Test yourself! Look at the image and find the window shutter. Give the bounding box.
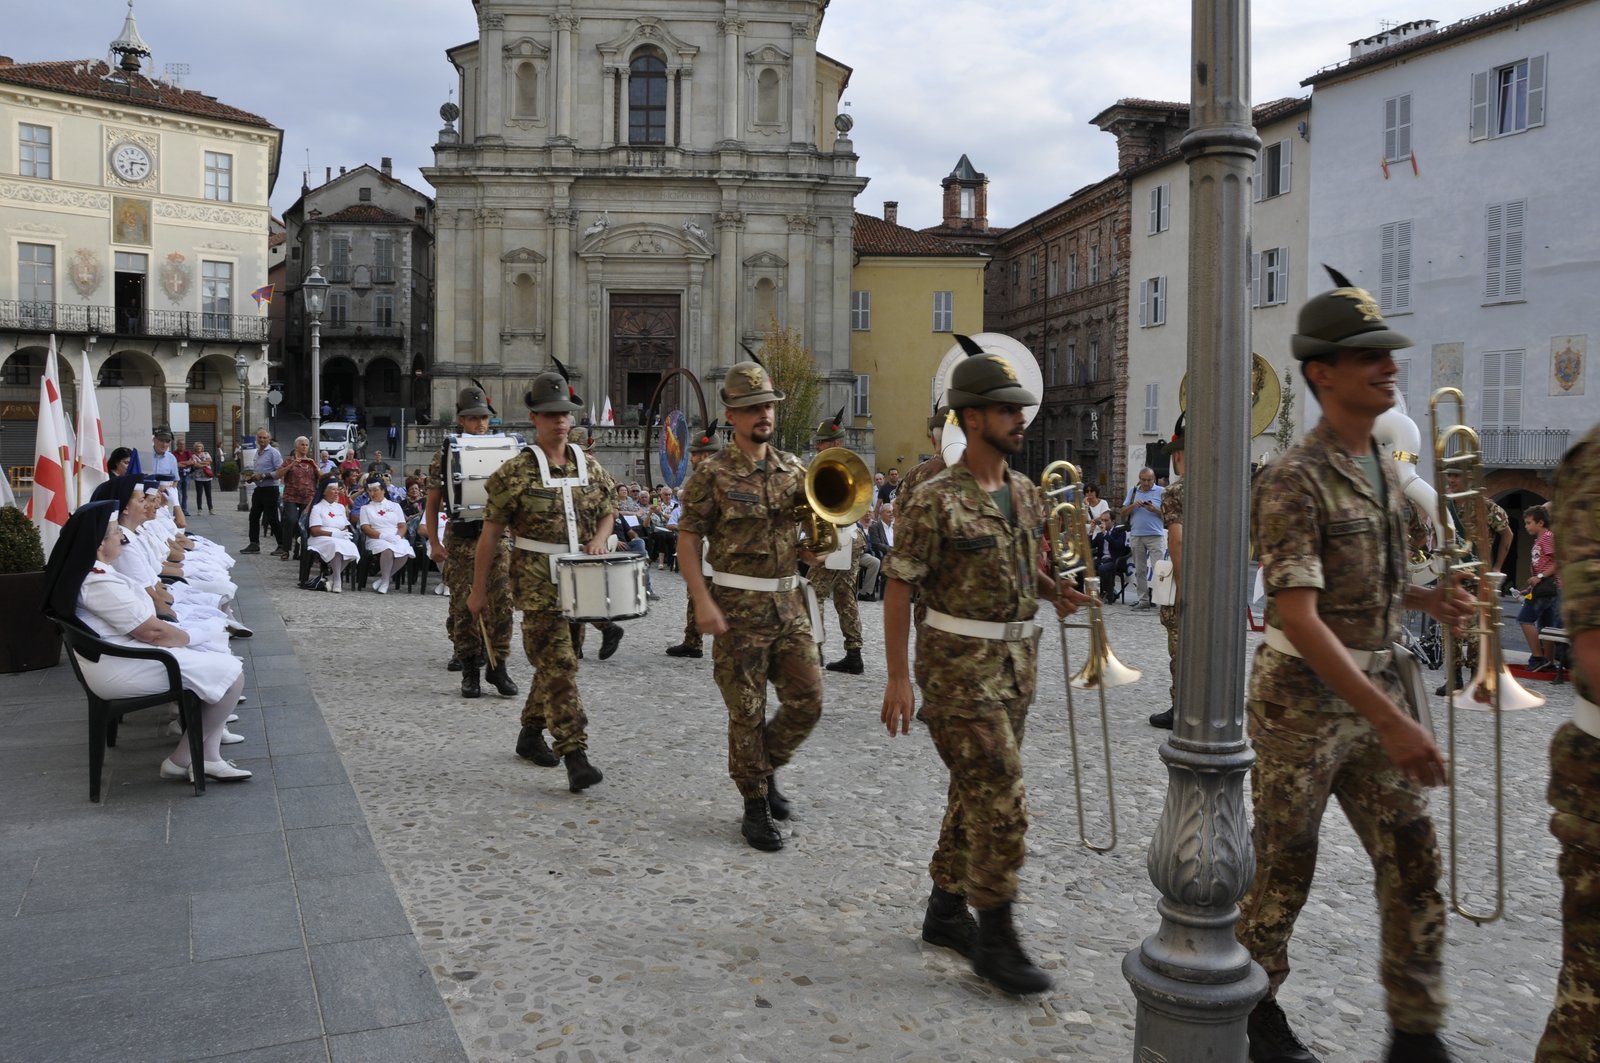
[1251,251,1262,307]
[1504,199,1525,299]
[1380,222,1397,310]
[1278,138,1292,196]
[1395,221,1411,311]
[1279,246,1290,305]
[1481,351,1502,427]
[1138,280,1149,326]
[1160,186,1170,231]
[1395,358,1411,404]
[1502,350,1523,427]
[1149,187,1161,234]
[1397,94,1412,159]
[1527,54,1547,129]
[1153,277,1164,324]
[1385,97,1398,161]
[1252,149,1263,202]
[1484,203,1504,301]
[1470,71,1490,142]
[1144,383,1159,433]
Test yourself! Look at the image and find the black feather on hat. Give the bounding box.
[1165,412,1186,455]
[739,342,766,370]
[550,356,580,404]
[698,419,719,446]
[831,405,845,431]
[1323,264,1355,288]
[954,334,986,358]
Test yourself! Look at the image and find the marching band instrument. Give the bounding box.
[444,433,522,519]
[1178,352,1282,440]
[797,447,872,556]
[1429,387,1543,925]
[1375,402,1441,522]
[554,552,650,621]
[932,333,1047,465]
[1040,459,1138,853]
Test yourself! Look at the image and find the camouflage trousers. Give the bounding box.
[518,609,588,756]
[924,693,1031,910]
[680,595,702,651]
[1536,722,1600,1062]
[443,532,512,663]
[712,617,823,799]
[1237,697,1448,1032]
[1159,603,1179,705]
[808,565,863,650]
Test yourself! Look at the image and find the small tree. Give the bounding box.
[0,505,46,574]
[754,316,822,456]
[1274,363,1297,454]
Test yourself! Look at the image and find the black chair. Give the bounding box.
[46,612,206,801]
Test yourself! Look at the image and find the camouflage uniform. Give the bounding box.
[678,443,823,799]
[1444,495,1512,673]
[1236,418,1448,1033]
[898,453,946,511]
[484,446,617,756]
[429,445,512,665]
[1536,422,1600,1063]
[883,463,1046,909]
[809,525,865,650]
[1158,477,1184,704]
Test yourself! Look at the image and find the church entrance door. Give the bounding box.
[609,292,679,423]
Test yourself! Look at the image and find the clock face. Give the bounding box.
[111,142,153,182]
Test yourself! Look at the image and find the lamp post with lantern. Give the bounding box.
[234,350,250,511]
[302,264,329,449]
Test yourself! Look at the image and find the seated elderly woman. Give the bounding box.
[44,501,252,782]
[306,477,358,592]
[357,477,414,593]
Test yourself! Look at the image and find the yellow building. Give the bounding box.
[849,206,986,475]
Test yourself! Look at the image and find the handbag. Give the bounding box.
[1530,576,1559,600]
[1150,556,1177,606]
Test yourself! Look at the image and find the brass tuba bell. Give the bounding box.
[797,447,872,555]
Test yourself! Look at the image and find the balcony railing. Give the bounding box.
[0,299,268,343]
[320,318,402,338]
[1479,428,1570,468]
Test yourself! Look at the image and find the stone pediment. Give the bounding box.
[596,17,700,66]
[745,43,792,66]
[743,250,788,269]
[579,222,710,259]
[501,247,547,264]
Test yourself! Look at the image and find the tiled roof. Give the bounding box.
[311,204,413,225]
[853,213,981,257]
[0,58,276,130]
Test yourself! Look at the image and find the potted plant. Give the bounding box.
[217,460,240,492]
[0,505,60,672]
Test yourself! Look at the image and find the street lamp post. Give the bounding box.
[302,265,329,451]
[234,350,250,512]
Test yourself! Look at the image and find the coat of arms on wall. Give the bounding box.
[1551,335,1586,396]
[70,248,103,297]
[160,252,191,303]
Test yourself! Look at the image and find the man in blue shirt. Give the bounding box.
[148,430,182,512]
[241,428,282,553]
[1118,467,1164,609]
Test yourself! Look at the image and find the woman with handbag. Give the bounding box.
[1520,504,1561,670]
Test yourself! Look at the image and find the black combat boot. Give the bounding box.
[665,642,703,658]
[564,750,603,792]
[825,648,864,674]
[1434,668,1463,697]
[766,774,790,820]
[516,724,558,767]
[1385,1031,1452,1063]
[598,623,624,661]
[741,797,783,851]
[1247,998,1321,1063]
[1148,708,1174,729]
[484,658,518,697]
[921,886,978,959]
[447,654,463,672]
[971,903,1052,995]
[459,658,481,699]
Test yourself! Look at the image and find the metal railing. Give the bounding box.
[320,318,402,338]
[0,299,268,342]
[1479,428,1570,468]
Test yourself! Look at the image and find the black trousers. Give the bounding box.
[192,480,213,511]
[278,501,307,553]
[248,484,280,545]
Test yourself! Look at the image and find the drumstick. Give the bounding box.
[478,617,498,671]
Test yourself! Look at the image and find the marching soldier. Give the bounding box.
[470,367,617,792]
[1436,467,1513,694]
[880,350,1089,995]
[678,360,824,852]
[897,411,948,510]
[1535,421,1600,1061]
[810,407,867,675]
[665,422,724,660]
[1150,414,1184,730]
[1237,273,1471,1063]
[424,386,517,699]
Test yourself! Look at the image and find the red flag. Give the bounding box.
[1381,157,1390,179]
[28,372,71,556]
[1410,150,1419,176]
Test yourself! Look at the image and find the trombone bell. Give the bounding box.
[799,448,872,555]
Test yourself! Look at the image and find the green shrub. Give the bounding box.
[0,505,45,574]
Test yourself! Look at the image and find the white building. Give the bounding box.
[1301,0,1598,506]
[0,4,280,465]
[1123,98,1312,486]
[421,0,868,458]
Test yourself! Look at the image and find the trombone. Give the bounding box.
[1040,460,1139,853]
[1428,387,1543,924]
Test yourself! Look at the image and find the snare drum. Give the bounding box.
[445,434,522,519]
[554,552,649,621]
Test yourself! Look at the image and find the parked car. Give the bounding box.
[318,421,364,460]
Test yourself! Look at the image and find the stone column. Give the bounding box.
[1121,0,1267,1057]
[549,205,575,369]
[785,213,812,337]
[719,16,745,143]
[553,13,577,143]
[480,12,506,143]
[477,208,505,367]
[716,208,743,361]
[790,18,816,147]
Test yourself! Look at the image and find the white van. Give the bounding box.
[317,421,364,460]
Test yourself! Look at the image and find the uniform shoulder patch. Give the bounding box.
[1263,512,1289,546]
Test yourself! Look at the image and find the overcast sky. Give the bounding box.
[17,0,1494,228]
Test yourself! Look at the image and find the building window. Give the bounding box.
[1067,253,1078,291]
[373,293,395,328]
[853,374,870,417]
[1484,199,1525,303]
[1394,358,1411,411]
[1088,338,1100,381]
[1139,277,1167,327]
[959,187,975,219]
[203,152,232,202]
[1253,247,1290,307]
[186,363,214,391]
[1144,383,1160,434]
[331,235,351,282]
[1148,184,1170,234]
[1047,343,1058,386]
[1380,221,1412,313]
[629,51,668,145]
[18,243,55,326]
[1089,246,1100,284]
[1047,250,1059,296]
[932,291,953,332]
[1472,56,1546,141]
[19,124,52,179]
[1011,261,1021,293]
[1066,338,1079,384]
[1256,138,1291,200]
[201,261,233,332]
[359,186,373,202]
[374,236,395,283]
[1028,253,1038,300]
[1480,349,1524,431]
[328,291,349,326]
[1384,94,1412,163]
[850,290,870,331]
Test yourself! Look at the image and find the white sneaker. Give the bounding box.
[201,759,252,782]
[220,729,245,745]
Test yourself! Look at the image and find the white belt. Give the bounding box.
[513,537,568,555]
[924,608,1037,642]
[1575,696,1600,741]
[1265,625,1392,675]
[711,572,802,593]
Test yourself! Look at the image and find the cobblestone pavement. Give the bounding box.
[250,530,1568,1062]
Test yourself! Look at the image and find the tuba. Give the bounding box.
[796,447,872,556]
[1040,459,1137,853]
[1429,387,1544,925]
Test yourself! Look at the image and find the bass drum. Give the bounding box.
[445,434,522,519]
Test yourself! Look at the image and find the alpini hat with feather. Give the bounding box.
[813,405,848,444]
[524,357,584,413]
[689,419,724,454]
[720,344,785,408]
[1292,265,1414,361]
[945,334,1038,409]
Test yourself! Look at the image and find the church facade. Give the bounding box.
[422,0,866,438]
